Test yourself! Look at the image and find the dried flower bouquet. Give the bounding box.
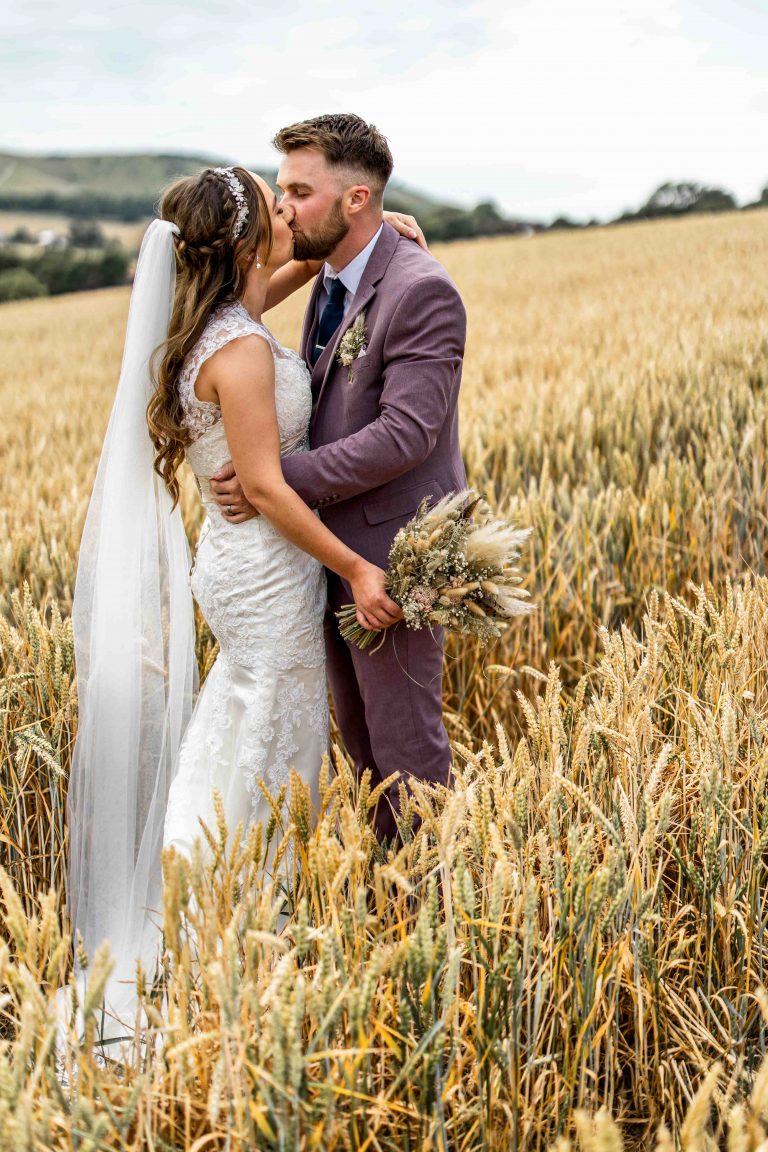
[337,489,533,650]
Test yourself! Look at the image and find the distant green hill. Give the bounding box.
[0,151,446,217]
[0,152,268,218]
[0,150,525,241]
[0,152,242,198]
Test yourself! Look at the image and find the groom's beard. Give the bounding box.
[291,198,349,261]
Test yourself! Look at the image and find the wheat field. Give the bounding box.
[3,210,768,1149]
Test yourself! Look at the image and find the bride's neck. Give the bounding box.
[238,275,269,323]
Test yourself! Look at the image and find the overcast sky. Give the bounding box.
[3,0,767,220]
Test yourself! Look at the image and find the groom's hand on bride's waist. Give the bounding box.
[210,462,259,523]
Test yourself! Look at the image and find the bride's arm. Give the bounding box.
[263,212,428,312]
[264,259,323,312]
[202,336,402,631]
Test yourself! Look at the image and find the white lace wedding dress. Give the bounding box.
[162,300,328,865]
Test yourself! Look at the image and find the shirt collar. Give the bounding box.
[323,223,384,298]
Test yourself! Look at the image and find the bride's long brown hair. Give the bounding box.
[147,166,273,504]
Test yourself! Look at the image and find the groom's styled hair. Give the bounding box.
[273,114,394,206]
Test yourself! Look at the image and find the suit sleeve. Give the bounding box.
[281,275,466,505]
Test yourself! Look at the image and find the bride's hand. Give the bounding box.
[383,212,429,251]
[348,560,403,632]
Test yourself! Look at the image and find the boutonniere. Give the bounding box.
[337,312,368,380]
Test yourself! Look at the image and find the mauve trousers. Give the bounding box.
[323,572,453,844]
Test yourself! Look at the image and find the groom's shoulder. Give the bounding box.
[384,233,462,300]
[391,239,457,285]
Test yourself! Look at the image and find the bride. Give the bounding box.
[65,164,413,1055]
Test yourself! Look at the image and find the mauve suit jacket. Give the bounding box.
[281,221,467,570]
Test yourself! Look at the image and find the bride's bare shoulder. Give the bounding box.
[196,330,275,403]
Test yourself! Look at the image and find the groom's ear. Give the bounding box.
[346,184,371,214]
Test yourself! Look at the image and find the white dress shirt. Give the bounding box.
[316,223,384,324]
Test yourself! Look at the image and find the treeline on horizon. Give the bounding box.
[2,178,765,244]
[0,187,523,242]
[1,177,766,303]
[0,242,129,302]
[549,180,768,232]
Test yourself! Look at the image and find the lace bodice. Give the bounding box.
[178,301,312,487]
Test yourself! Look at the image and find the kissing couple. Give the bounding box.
[66,113,467,1051]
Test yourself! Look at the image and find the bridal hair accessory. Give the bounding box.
[212,166,249,240]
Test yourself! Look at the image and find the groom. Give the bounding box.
[211,113,467,845]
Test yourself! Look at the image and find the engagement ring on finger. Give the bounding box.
[227,504,233,515]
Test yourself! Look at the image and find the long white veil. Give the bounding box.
[66,219,197,1048]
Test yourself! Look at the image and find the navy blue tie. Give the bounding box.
[310,277,347,368]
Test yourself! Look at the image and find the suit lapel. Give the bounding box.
[311,222,401,409]
[314,281,375,382]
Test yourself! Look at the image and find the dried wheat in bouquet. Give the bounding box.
[337,490,533,650]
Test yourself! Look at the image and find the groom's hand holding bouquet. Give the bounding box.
[336,490,533,650]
